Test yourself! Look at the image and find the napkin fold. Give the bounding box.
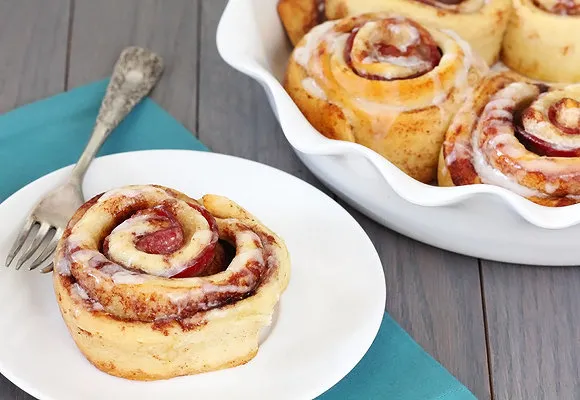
[0,80,477,400]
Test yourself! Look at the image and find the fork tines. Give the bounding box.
[5,218,61,272]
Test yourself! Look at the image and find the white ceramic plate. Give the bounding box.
[0,150,386,400]
[216,0,580,266]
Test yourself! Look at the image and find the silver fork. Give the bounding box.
[4,46,164,273]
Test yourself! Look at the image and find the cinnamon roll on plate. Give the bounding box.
[439,71,580,206]
[283,12,487,183]
[53,184,291,381]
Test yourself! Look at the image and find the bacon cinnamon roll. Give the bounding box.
[501,0,580,83]
[284,13,487,183]
[277,0,512,65]
[52,185,290,380]
[438,72,580,206]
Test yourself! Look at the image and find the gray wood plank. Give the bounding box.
[68,0,200,133]
[197,0,326,188]
[348,207,491,399]
[0,0,69,113]
[482,262,580,399]
[0,0,70,399]
[199,1,490,399]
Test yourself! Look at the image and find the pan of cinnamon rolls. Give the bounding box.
[216,0,580,264]
[274,0,580,204]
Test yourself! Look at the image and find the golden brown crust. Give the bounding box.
[277,0,324,46]
[85,343,257,381]
[53,185,291,380]
[283,13,487,183]
[501,0,580,83]
[439,71,580,207]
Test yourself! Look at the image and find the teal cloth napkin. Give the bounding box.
[0,80,477,400]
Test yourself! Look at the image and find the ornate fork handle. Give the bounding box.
[70,46,164,185]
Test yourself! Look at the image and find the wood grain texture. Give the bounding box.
[68,0,199,133]
[0,0,69,399]
[482,262,580,400]
[346,206,491,400]
[197,0,326,189]
[0,0,69,113]
[0,375,35,400]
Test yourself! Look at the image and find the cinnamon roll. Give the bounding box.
[501,0,580,83]
[438,71,580,206]
[278,0,327,45]
[284,13,487,183]
[52,185,291,380]
[277,0,512,65]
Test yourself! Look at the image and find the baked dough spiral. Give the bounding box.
[501,0,580,83]
[283,13,487,183]
[52,184,290,380]
[277,0,512,65]
[439,71,580,206]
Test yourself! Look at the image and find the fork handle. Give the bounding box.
[69,46,164,184]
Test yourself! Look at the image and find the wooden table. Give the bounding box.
[1,1,579,399]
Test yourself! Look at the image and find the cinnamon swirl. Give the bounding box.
[284,13,487,183]
[277,0,512,65]
[501,0,580,82]
[52,185,290,380]
[438,71,580,206]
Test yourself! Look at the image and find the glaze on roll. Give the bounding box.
[438,72,580,206]
[278,0,512,65]
[52,185,290,380]
[283,13,487,183]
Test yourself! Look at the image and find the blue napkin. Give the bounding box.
[0,79,208,202]
[318,313,476,399]
[0,80,476,400]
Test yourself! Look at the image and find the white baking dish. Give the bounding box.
[216,0,580,265]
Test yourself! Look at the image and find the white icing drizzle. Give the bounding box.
[302,77,327,100]
[388,23,419,52]
[443,28,488,99]
[431,73,446,106]
[111,271,150,285]
[445,141,472,165]
[109,214,156,235]
[70,249,109,267]
[70,282,105,311]
[293,21,336,68]
[471,134,545,198]
[201,282,253,294]
[487,133,516,149]
[98,185,164,202]
[544,181,559,194]
[71,283,89,300]
[381,55,430,69]
[99,263,150,285]
[228,248,264,273]
[56,257,71,276]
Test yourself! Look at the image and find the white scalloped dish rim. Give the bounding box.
[216,0,580,231]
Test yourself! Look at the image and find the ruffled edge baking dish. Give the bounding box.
[216,0,580,230]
